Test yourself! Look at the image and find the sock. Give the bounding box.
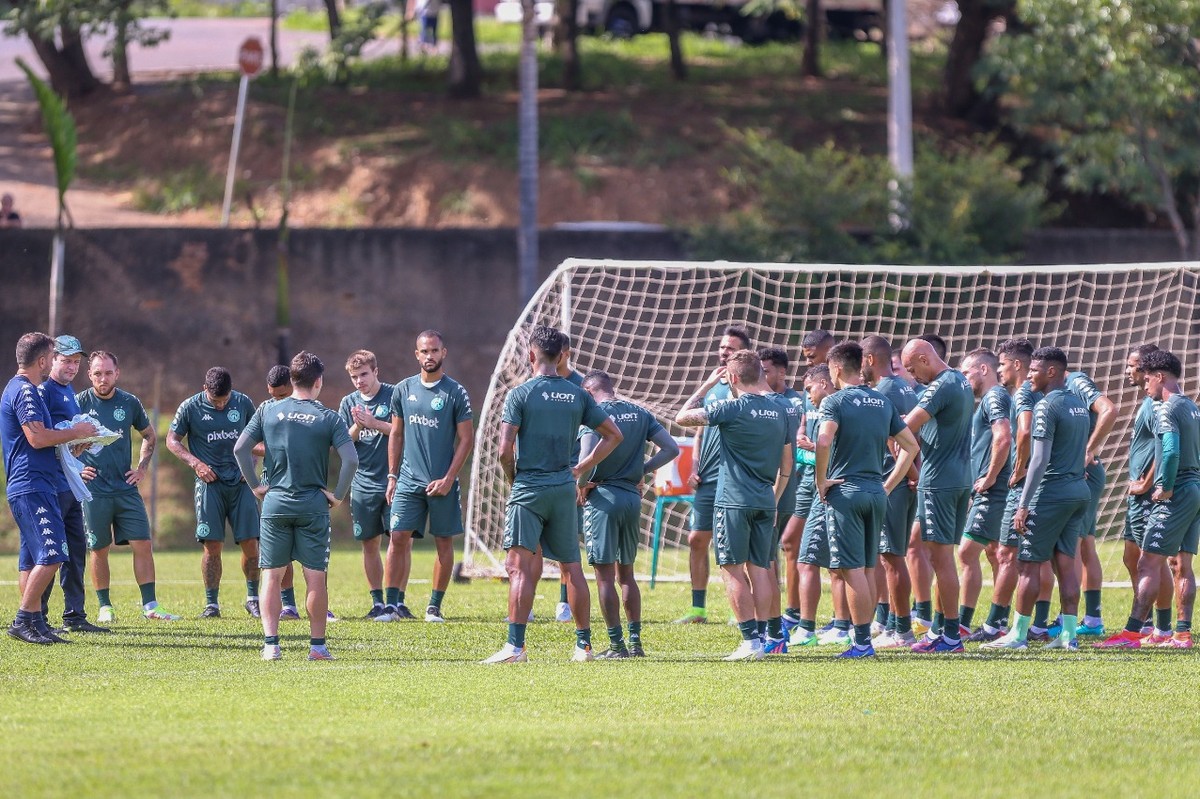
[607,624,624,647]
[942,617,961,642]
[16,609,36,626]
[386,587,400,606]
[1032,600,1051,629]
[628,621,642,644]
[32,611,50,634]
[767,616,783,639]
[915,600,932,621]
[559,583,569,604]
[264,635,280,645]
[874,602,889,625]
[896,614,912,635]
[931,611,945,636]
[692,589,707,610]
[783,606,801,621]
[507,622,527,648]
[799,618,816,633]
[139,582,157,607]
[310,637,325,648]
[96,588,111,607]
[958,605,975,629]
[1176,619,1192,633]
[999,605,1011,626]
[1125,615,1144,634]
[281,587,296,607]
[1156,607,1172,632]
[205,587,219,606]
[246,580,259,600]
[1060,614,1078,641]
[853,622,872,647]
[834,618,850,632]
[396,590,406,606]
[985,603,1005,628]
[575,627,592,648]
[756,620,767,638]
[737,619,758,641]
[886,611,897,633]
[1012,612,1032,641]
[370,588,384,606]
[1083,589,1102,619]
[429,589,446,610]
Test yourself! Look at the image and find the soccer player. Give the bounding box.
[957,348,1012,636]
[483,326,622,664]
[815,342,920,658]
[674,325,752,624]
[263,365,302,620]
[3,333,98,643]
[78,350,180,622]
[861,335,920,648]
[234,351,358,661]
[335,350,395,619]
[901,338,974,652]
[759,346,802,648]
[1063,365,1117,635]
[35,334,109,633]
[578,370,680,657]
[983,347,1091,651]
[1099,349,1200,649]
[676,350,792,661]
[383,331,474,623]
[166,367,260,618]
[551,334,586,623]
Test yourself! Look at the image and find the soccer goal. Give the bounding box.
[462,258,1200,583]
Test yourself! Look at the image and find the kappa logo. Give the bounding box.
[46,549,59,557]
[431,396,446,412]
[39,517,52,526]
[43,537,55,546]
[113,407,127,422]
[227,409,241,423]
[202,414,213,421]
[408,394,418,402]
[35,506,48,515]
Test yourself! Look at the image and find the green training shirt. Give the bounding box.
[243,397,352,517]
[390,375,471,491]
[1010,380,1043,473]
[971,384,1012,486]
[1030,388,1091,503]
[339,382,395,493]
[170,390,257,485]
[1066,371,1102,435]
[875,375,918,472]
[696,381,733,482]
[77,388,152,497]
[819,384,905,492]
[1129,396,1158,481]
[584,398,665,493]
[706,393,787,510]
[1156,393,1200,487]
[913,368,974,490]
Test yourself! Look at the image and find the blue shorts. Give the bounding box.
[12,491,69,569]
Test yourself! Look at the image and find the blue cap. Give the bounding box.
[54,334,83,356]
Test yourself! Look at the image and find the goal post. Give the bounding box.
[463,258,1200,582]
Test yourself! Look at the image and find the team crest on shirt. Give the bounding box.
[431,396,445,411]
[227,409,241,423]
[113,407,127,422]
[197,522,210,537]
[374,404,390,419]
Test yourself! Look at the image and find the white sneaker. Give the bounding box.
[555,602,573,622]
[873,630,917,650]
[424,605,446,623]
[373,605,399,622]
[817,628,850,646]
[261,644,282,661]
[571,643,594,662]
[481,643,528,664]
[870,620,886,636]
[980,634,1028,651]
[723,639,765,661]
[97,605,115,624]
[789,627,816,647]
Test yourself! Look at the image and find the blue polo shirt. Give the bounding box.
[40,377,82,494]
[2,375,61,499]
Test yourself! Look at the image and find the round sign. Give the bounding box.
[238,37,265,78]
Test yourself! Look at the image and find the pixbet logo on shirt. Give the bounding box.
[206,429,241,443]
[409,414,440,429]
[542,391,576,403]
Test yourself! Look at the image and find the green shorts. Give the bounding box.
[84,492,151,550]
[792,475,816,520]
[1143,482,1200,556]
[1080,460,1106,537]
[826,486,885,571]
[583,485,641,566]
[690,481,717,532]
[963,486,1007,544]
[775,475,797,546]
[797,495,830,568]
[714,504,775,569]
[880,482,916,556]
[504,482,579,563]
[1001,483,1024,548]
[918,487,970,546]
[389,481,464,538]
[1018,497,1087,563]
[194,480,260,543]
[1124,492,1153,545]
[260,513,332,571]
[351,488,390,541]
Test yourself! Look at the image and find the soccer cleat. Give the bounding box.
[7,621,54,645]
[279,605,301,620]
[97,605,115,624]
[365,603,388,620]
[570,643,594,662]
[595,646,630,659]
[373,605,398,622]
[143,606,181,621]
[763,635,789,655]
[781,614,801,636]
[1043,636,1079,651]
[911,617,931,637]
[817,619,837,634]
[307,646,335,661]
[1160,632,1193,648]
[1141,631,1173,647]
[911,635,964,653]
[958,624,973,639]
[1027,628,1051,643]
[200,604,221,619]
[261,644,282,661]
[1047,621,1062,639]
[673,608,708,624]
[424,605,446,623]
[245,599,261,619]
[870,620,886,636]
[1140,623,1155,635]
[556,602,574,622]
[966,626,1004,644]
[789,628,818,647]
[1096,630,1144,649]
[874,630,917,649]
[723,639,766,661]
[817,628,850,646]
[62,619,111,633]
[838,643,876,659]
[481,643,528,664]
[980,635,1028,651]
[628,642,646,657]
[326,610,339,622]
[1077,622,1106,636]
[394,604,416,621]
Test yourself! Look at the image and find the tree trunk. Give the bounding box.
[111,2,133,93]
[36,26,101,98]
[324,0,343,39]
[665,0,687,81]
[447,0,482,98]
[556,0,581,90]
[270,0,280,77]
[801,0,822,78]
[943,0,1005,118]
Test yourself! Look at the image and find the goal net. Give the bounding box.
[463,258,1200,583]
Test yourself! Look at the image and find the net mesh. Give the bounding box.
[463,259,1200,581]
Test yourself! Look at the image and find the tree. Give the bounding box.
[664,0,687,81]
[448,0,483,97]
[985,0,1200,258]
[96,0,172,93]
[323,0,342,39]
[942,0,1013,119]
[4,1,100,98]
[801,0,821,77]
[554,0,582,90]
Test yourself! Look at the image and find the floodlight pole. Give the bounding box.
[887,0,914,229]
[517,0,539,301]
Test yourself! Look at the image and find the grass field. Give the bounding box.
[2,546,1199,798]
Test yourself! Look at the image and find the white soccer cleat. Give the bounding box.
[555,602,573,622]
[261,644,282,661]
[870,620,886,636]
[571,643,594,662]
[817,628,850,646]
[980,634,1028,651]
[424,605,446,623]
[97,605,115,624]
[723,639,765,661]
[481,643,528,664]
[372,606,399,622]
[788,627,816,647]
[873,630,917,650]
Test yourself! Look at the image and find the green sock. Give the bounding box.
[396,590,406,606]
[784,606,801,621]
[1177,619,1192,633]
[281,587,296,607]
[264,635,279,646]
[138,582,156,606]
[628,621,641,644]
[756,620,767,637]
[205,587,219,606]
[834,618,850,632]
[985,603,1005,628]
[310,637,325,647]
[559,583,569,603]
[1083,589,1102,618]
[96,588,111,607]
[385,587,400,606]
[1032,600,1051,629]
[943,617,961,642]
[767,616,783,639]
[607,625,624,648]
[1060,614,1078,641]
[853,622,872,647]
[737,619,758,641]
[370,589,384,606]
[246,580,259,599]
[429,589,446,610]
[958,605,975,629]
[999,605,1011,626]
[1125,615,1144,633]
[896,614,912,635]
[932,611,945,635]
[799,618,816,632]
[886,611,897,633]
[1156,607,1172,631]
[692,589,707,610]
[507,622,527,648]
[1012,613,1032,641]
[915,600,932,621]
[874,602,889,625]
[575,627,591,648]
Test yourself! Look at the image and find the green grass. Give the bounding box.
[2,547,1198,797]
[168,0,271,18]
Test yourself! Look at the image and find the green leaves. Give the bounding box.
[16,56,77,226]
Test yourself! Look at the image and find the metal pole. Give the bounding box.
[149,366,162,536]
[48,232,64,333]
[887,0,913,229]
[221,74,251,228]
[516,0,539,302]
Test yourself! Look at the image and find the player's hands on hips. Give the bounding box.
[1009,466,1026,488]
[72,420,98,439]
[193,461,217,483]
[1086,449,1101,465]
[816,477,844,502]
[322,489,342,508]
[81,466,97,482]
[687,471,700,489]
[426,477,452,497]
[1013,507,1029,532]
[973,476,994,494]
[576,481,595,506]
[797,434,815,452]
[1153,487,1172,503]
[125,467,146,486]
[252,484,269,501]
